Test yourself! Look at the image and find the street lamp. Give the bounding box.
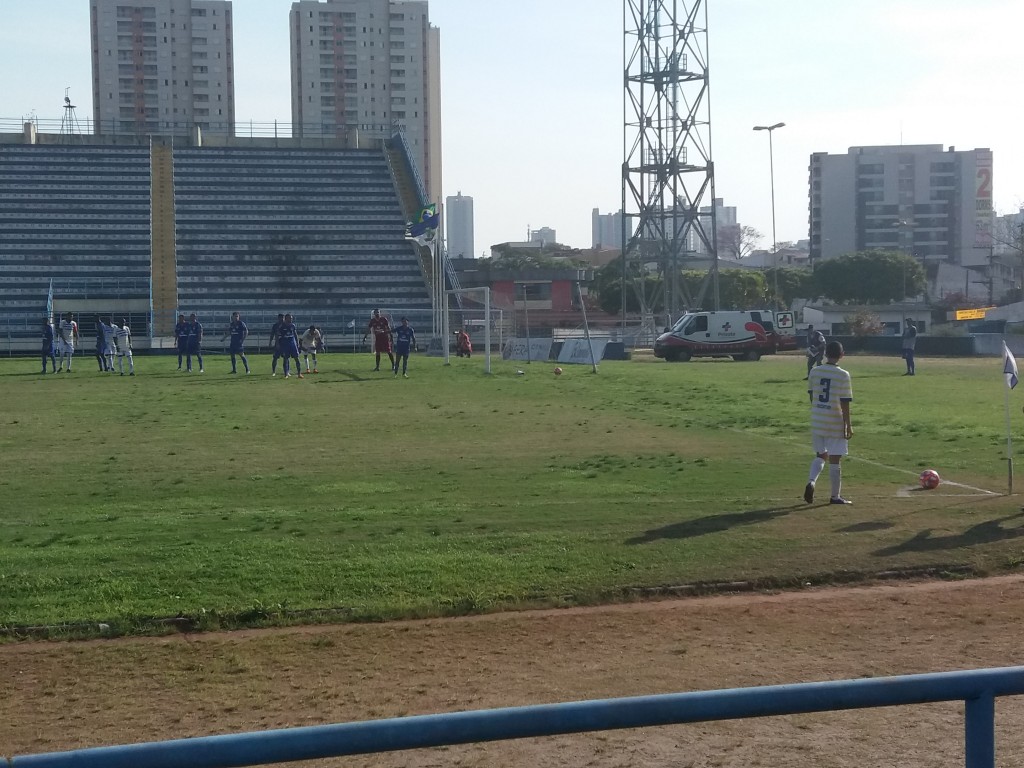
[753,122,785,307]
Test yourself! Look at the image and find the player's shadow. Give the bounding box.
[872,512,1024,557]
[626,505,800,544]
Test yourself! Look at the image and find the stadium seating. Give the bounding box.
[0,140,431,344]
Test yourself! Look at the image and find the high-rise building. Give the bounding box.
[289,0,441,200]
[446,192,474,258]
[530,227,557,246]
[592,208,626,250]
[692,198,738,257]
[809,145,994,269]
[90,0,235,136]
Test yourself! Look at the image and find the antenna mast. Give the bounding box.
[622,0,718,339]
[60,88,83,144]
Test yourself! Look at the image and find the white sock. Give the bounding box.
[808,457,826,484]
[829,464,842,499]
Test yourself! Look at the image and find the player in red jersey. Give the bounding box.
[362,309,395,372]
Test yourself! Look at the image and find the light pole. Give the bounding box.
[754,122,785,308]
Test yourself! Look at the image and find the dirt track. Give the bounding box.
[4,575,1024,767]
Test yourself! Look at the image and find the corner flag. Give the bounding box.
[1003,342,1018,389]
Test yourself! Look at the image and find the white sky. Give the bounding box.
[1,0,1021,256]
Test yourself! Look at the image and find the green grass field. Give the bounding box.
[2,350,1023,637]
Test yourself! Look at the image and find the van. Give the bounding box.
[653,310,796,362]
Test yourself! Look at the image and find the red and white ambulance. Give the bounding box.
[653,310,797,362]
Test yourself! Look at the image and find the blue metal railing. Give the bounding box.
[8,666,1024,768]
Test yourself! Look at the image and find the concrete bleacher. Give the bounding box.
[0,145,152,340]
[0,136,432,347]
[172,146,431,327]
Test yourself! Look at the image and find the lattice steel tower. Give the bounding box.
[622,0,718,337]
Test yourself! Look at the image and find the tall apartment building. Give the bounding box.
[445,191,474,258]
[289,0,441,200]
[90,0,235,136]
[809,145,994,269]
[592,208,626,250]
[691,197,738,257]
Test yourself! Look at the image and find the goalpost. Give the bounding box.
[442,286,492,374]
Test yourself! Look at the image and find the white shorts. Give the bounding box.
[118,348,133,358]
[812,435,848,457]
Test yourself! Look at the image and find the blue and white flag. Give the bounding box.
[406,203,440,245]
[1003,341,1018,389]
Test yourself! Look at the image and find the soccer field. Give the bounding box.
[1,351,1022,637]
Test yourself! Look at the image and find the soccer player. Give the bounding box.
[901,318,917,376]
[41,317,57,374]
[94,315,108,372]
[363,309,394,372]
[174,313,189,371]
[113,318,135,376]
[268,313,285,376]
[98,315,118,373]
[804,340,854,506]
[805,325,825,379]
[57,312,79,373]
[222,312,250,374]
[278,313,303,378]
[186,312,204,373]
[455,328,472,358]
[300,324,323,374]
[393,317,416,377]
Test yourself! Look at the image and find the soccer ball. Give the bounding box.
[919,469,941,490]
[553,367,563,376]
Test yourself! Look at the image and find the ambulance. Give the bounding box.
[653,310,797,362]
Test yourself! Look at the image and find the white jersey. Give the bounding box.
[101,322,117,352]
[59,320,78,348]
[300,329,321,351]
[114,325,131,354]
[808,362,853,439]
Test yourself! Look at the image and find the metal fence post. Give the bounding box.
[964,692,995,768]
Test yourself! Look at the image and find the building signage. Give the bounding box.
[954,307,995,321]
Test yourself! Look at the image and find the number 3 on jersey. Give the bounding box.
[818,377,832,403]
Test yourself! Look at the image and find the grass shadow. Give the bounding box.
[626,504,801,544]
[872,512,1024,556]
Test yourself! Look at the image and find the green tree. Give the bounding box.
[814,250,924,304]
[764,267,816,307]
[594,257,663,315]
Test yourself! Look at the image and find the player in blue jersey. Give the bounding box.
[186,313,204,373]
[278,313,303,379]
[221,312,250,374]
[392,317,417,378]
[41,317,57,374]
[268,313,285,376]
[174,314,189,371]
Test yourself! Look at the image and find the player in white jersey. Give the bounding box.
[98,316,118,373]
[113,319,135,376]
[300,325,323,373]
[804,340,853,506]
[57,312,80,372]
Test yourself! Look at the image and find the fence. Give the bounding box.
[7,666,1023,768]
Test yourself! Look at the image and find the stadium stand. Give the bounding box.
[0,131,432,350]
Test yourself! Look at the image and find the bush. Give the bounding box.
[844,309,884,338]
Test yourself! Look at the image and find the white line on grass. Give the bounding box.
[726,428,1002,497]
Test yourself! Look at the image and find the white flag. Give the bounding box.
[1003,341,1018,389]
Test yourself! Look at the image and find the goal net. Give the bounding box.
[442,287,499,374]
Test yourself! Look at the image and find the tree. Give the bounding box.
[814,250,925,304]
[593,256,663,315]
[719,224,763,260]
[844,309,884,337]
[765,267,815,307]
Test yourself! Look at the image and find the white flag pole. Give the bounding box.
[1006,382,1014,495]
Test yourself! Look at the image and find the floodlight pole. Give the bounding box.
[753,122,785,308]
